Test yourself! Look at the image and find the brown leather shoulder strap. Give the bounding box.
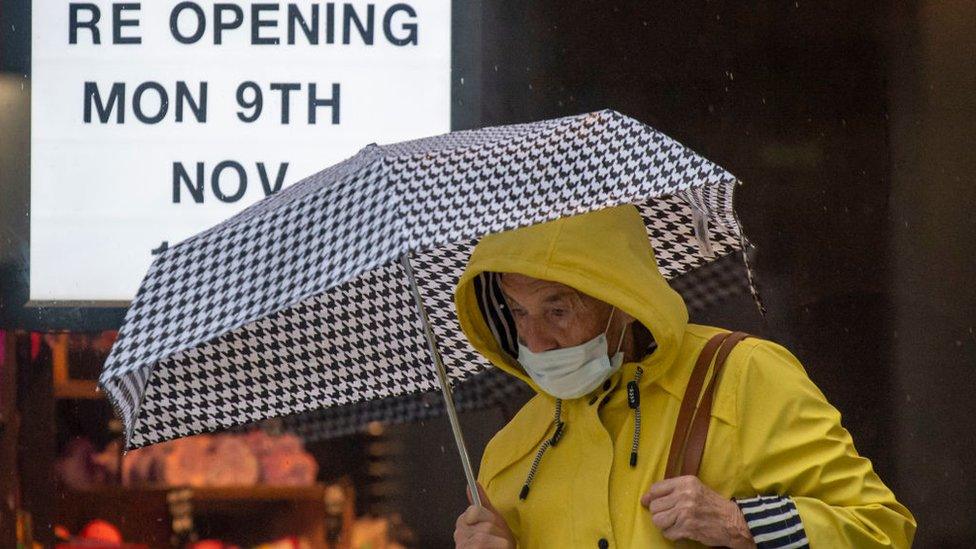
[664,332,730,479]
[680,331,752,477]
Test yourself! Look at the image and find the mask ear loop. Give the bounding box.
[614,320,628,356]
[605,306,628,357]
[604,306,617,331]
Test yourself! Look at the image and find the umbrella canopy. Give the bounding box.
[273,248,754,443]
[100,109,754,454]
[274,367,532,442]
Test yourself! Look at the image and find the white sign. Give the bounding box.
[31,0,451,302]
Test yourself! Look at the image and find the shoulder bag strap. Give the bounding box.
[680,331,752,477]
[664,332,730,479]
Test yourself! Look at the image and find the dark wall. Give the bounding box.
[393,2,975,547]
[887,2,976,547]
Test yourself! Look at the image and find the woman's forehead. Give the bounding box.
[499,273,596,305]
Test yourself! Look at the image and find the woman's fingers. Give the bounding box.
[455,508,511,548]
[460,504,497,526]
[466,482,498,511]
[651,507,679,531]
[456,485,515,548]
[461,532,512,549]
[647,491,678,514]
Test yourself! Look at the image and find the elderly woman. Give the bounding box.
[451,205,915,548]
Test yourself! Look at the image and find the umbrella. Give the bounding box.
[270,248,754,444]
[99,109,758,505]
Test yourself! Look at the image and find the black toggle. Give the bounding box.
[519,484,530,500]
[630,451,638,467]
[627,380,640,409]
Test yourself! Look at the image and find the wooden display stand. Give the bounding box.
[59,485,332,548]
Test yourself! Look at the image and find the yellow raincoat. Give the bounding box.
[454,205,915,548]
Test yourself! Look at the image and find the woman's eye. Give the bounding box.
[511,309,527,317]
[549,309,567,317]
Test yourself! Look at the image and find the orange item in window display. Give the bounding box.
[252,536,311,549]
[79,519,123,543]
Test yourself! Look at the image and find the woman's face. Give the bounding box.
[499,272,628,354]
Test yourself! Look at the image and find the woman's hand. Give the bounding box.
[641,475,756,549]
[454,483,516,549]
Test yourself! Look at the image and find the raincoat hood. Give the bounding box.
[455,204,688,393]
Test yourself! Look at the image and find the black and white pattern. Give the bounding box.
[735,495,810,548]
[269,245,748,444]
[99,109,757,449]
[277,367,533,442]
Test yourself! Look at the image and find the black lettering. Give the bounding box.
[83,82,124,123]
[383,3,417,46]
[258,162,289,195]
[308,83,340,125]
[133,81,168,124]
[212,161,247,202]
[173,162,205,203]
[170,2,205,44]
[270,82,301,124]
[214,3,244,45]
[343,4,375,45]
[287,4,318,45]
[175,81,207,122]
[325,3,335,44]
[236,81,263,122]
[251,3,279,45]
[69,3,101,44]
[112,3,142,44]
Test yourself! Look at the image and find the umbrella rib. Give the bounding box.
[400,252,483,508]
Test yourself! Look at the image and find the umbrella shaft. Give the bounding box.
[400,253,483,508]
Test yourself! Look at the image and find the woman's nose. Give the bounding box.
[519,319,560,353]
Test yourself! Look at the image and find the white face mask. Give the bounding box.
[517,307,628,399]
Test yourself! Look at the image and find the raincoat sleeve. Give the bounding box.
[735,340,917,548]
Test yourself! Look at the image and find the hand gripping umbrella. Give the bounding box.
[99,109,760,507]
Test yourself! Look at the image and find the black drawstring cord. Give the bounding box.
[628,365,644,467]
[520,399,564,500]
[518,364,647,501]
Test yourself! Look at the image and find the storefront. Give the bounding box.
[4,2,976,548]
[2,329,433,547]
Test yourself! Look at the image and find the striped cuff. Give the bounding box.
[734,495,809,549]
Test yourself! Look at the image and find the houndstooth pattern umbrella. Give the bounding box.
[100,109,758,500]
[275,248,752,443]
[275,367,534,442]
